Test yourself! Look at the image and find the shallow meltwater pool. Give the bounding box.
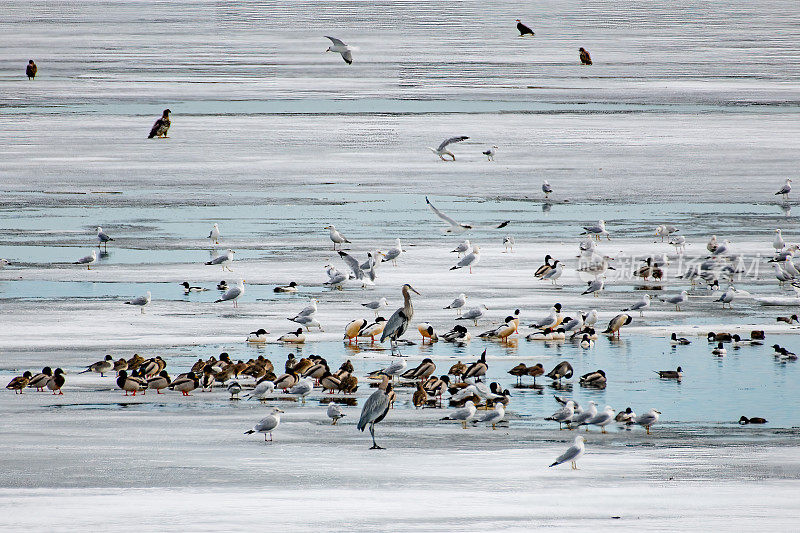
[15,334,798,429]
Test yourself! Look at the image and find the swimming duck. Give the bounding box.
[656,367,683,379]
[732,334,763,347]
[711,342,727,356]
[180,282,208,293]
[739,416,768,425]
[278,328,306,343]
[274,282,299,293]
[247,328,269,343]
[670,333,691,345]
[777,314,798,324]
[217,280,228,291]
[579,369,606,387]
[579,334,594,349]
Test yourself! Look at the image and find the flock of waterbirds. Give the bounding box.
[7,19,798,469]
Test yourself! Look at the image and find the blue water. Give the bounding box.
[13,335,797,428]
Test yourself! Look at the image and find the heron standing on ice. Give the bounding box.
[380,284,420,353]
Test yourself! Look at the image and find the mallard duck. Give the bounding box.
[407,382,426,409]
[117,370,147,396]
[147,370,171,394]
[6,371,32,393]
[169,372,199,396]
[28,367,53,391]
[46,368,66,395]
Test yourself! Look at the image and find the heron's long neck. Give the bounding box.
[403,289,413,317]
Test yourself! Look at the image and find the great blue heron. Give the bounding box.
[357,384,392,449]
[380,284,420,353]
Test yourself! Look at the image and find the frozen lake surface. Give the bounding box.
[1,0,800,529]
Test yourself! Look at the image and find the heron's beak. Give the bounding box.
[276,408,284,413]
[410,286,421,295]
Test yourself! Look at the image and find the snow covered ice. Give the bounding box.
[2,0,800,530]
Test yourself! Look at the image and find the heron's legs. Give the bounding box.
[369,423,383,449]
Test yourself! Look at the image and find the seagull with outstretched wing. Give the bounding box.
[429,136,469,161]
[425,196,510,234]
[325,36,353,64]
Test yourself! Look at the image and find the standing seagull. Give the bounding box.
[549,436,586,469]
[516,19,535,36]
[325,224,350,250]
[325,36,353,64]
[216,279,245,308]
[357,384,392,449]
[660,290,688,311]
[445,293,468,316]
[776,179,792,201]
[429,136,469,161]
[26,60,37,80]
[542,181,553,198]
[148,109,171,139]
[451,245,480,274]
[125,291,151,314]
[74,250,97,270]
[624,294,650,316]
[244,407,284,442]
[380,284,420,352]
[482,146,498,161]
[452,240,471,257]
[208,223,220,244]
[205,249,235,271]
[96,227,113,250]
[579,48,592,65]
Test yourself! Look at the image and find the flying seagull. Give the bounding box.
[325,36,353,64]
[425,196,509,234]
[429,136,469,161]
